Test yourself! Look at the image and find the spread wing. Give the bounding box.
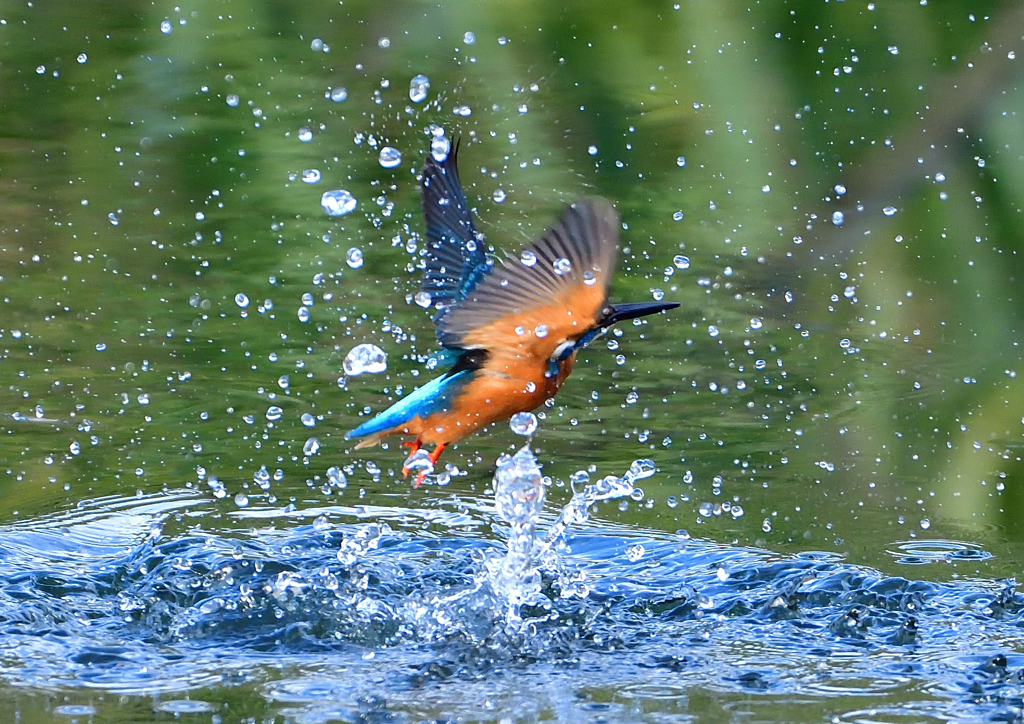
[436,198,620,351]
[421,139,492,338]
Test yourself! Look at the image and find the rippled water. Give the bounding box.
[3,0,1024,721]
[2,470,1023,722]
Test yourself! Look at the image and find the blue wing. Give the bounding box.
[421,139,493,345]
[346,369,473,441]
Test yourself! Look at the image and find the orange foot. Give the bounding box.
[402,442,447,487]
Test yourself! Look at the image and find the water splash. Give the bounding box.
[485,444,650,629]
[486,446,548,626]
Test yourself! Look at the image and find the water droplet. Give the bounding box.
[234,293,249,308]
[302,437,320,456]
[492,188,506,203]
[708,325,720,338]
[297,307,310,323]
[761,185,771,193]
[588,145,599,156]
[883,205,897,217]
[625,544,645,562]
[553,257,572,275]
[625,391,638,404]
[935,172,946,183]
[346,247,364,268]
[301,169,321,184]
[672,211,684,222]
[343,343,387,376]
[535,324,548,338]
[330,87,348,102]
[676,156,686,167]
[750,317,762,329]
[463,31,476,45]
[673,255,690,270]
[430,135,450,162]
[234,492,249,507]
[321,189,357,217]
[266,406,283,421]
[834,184,847,196]
[452,105,472,117]
[107,212,119,226]
[414,291,432,308]
[77,53,87,64]
[378,146,402,168]
[832,211,844,226]
[310,38,324,51]
[627,459,656,481]
[226,94,240,107]
[298,127,313,143]
[301,413,316,428]
[327,466,348,489]
[520,250,537,267]
[96,342,107,352]
[160,20,172,34]
[510,412,539,436]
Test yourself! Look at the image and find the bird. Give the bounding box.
[346,139,679,484]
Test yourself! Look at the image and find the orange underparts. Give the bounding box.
[401,439,448,487]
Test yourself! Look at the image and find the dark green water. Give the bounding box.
[2,0,1024,721]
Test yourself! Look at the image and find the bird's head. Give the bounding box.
[546,300,680,375]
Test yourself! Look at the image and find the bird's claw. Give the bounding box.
[401,464,429,488]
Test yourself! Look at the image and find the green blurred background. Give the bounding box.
[1,0,1023,574]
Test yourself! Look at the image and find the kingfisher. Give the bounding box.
[346,139,678,484]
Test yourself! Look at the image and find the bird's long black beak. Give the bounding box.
[603,301,680,326]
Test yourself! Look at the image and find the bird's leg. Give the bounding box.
[400,438,423,479]
[428,443,446,465]
[401,442,446,487]
[411,443,447,488]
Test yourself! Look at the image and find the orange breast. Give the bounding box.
[410,352,575,446]
[382,280,604,447]
[403,282,602,446]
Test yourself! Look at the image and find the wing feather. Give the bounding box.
[421,139,492,322]
[436,198,619,348]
